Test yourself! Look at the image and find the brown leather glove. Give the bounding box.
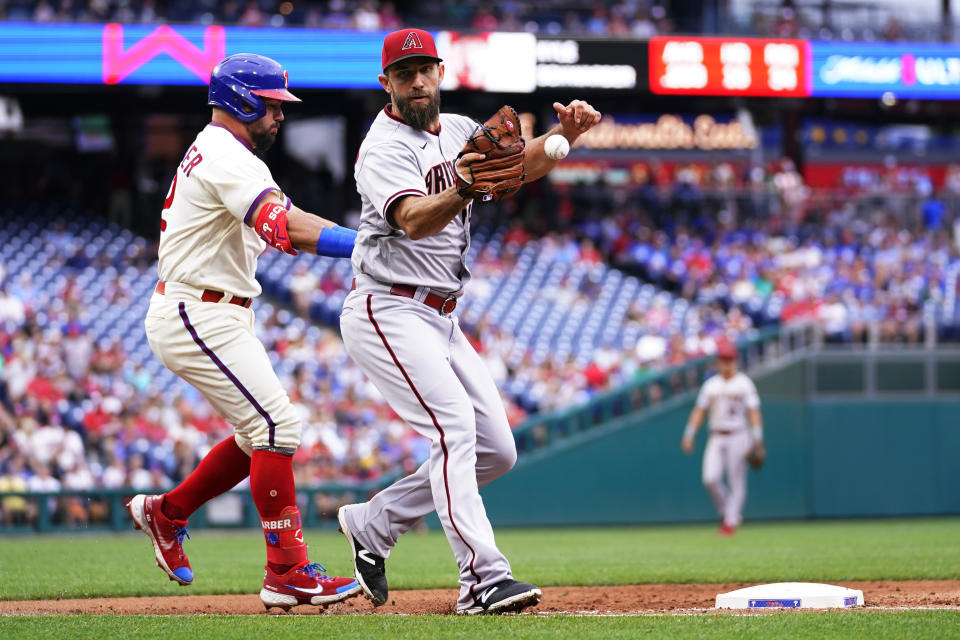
[747,441,766,469]
[455,105,525,202]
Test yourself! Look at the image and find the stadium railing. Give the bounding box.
[510,324,790,455]
[0,479,389,534]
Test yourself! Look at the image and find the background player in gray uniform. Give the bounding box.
[127,53,360,611]
[336,29,602,615]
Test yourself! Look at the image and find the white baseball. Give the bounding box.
[544,134,569,160]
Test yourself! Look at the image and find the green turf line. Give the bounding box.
[2,518,958,601]
[2,611,960,640]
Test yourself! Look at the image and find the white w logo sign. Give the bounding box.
[402,31,423,51]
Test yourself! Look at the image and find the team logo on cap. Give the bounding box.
[284,70,289,88]
[402,31,423,51]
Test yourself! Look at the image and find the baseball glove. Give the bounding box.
[455,105,525,202]
[747,441,766,470]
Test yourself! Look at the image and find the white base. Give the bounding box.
[715,582,864,609]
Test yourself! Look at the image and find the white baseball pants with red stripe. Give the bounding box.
[339,288,517,610]
[144,285,301,453]
[702,430,752,528]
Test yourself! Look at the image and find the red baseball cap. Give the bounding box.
[381,29,442,72]
[715,338,738,360]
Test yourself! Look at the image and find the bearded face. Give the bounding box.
[245,98,283,151]
[392,85,441,132]
[247,117,279,151]
[382,60,443,132]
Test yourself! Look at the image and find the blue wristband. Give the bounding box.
[315,225,357,258]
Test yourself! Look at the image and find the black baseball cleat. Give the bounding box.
[460,579,542,615]
[337,505,388,607]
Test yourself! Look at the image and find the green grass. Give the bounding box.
[2,517,959,601]
[2,612,960,640]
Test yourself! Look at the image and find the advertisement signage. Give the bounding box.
[810,42,960,98]
[0,22,387,87]
[0,23,538,92]
[536,38,646,90]
[438,31,536,93]
[649,36,809,97]
[575,113,762,151]
[6,23,960,100]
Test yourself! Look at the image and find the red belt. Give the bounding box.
[155,281,252,309]
[351,278,457,314]
[712,429,737,436]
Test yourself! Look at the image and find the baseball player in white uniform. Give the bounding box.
[127,53,361,611]
[335,29,601,615]
[682,339,765,535]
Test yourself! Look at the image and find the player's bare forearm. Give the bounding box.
[688,407,705,431]
[524,100,602,183]
[522,126,567,183]
[682,406,704,453]
[390,189,469,240]
[286,206,336,253]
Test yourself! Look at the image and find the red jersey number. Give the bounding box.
[160,173,178,232]
[161,146,203,232]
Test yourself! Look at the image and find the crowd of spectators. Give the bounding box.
[4,0,954,42]
[0,258,431,526]
[745,8,952,43]
[1,0,673,36]
[0,199,753,526]
[2,155,960,525]
[517,158,958,348]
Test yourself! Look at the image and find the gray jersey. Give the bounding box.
[353,105,477,295]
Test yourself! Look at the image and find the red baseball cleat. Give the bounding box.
[718,523,737,536]
[260,562,362,611]
[127,494,194,585]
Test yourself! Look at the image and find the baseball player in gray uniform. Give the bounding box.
[336,29,602,615]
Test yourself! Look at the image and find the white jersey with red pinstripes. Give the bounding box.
[352,105,478,294]
[157,122,290,299]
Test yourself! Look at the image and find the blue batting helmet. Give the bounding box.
[207,53,301,123]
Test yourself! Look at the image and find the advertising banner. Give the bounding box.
[649,36,809,97]
[810,41,960,98]
[574,112,771,151]
[0,23,538,92]
[536,38,646,90]
[0,23,383,87]
[438,32,537,93]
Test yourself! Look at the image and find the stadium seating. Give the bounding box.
[1,194,957,506]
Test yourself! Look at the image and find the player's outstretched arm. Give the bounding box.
[682,407,705,454]
[523,100,602,183]
[748,407,763,442]
[287,205,356,257]
[249,193,356,257]
[390,152,481,240]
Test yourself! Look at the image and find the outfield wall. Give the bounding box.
[481,360,960,525]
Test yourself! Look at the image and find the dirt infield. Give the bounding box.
[2,581,958,615]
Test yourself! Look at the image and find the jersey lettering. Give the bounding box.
[424,160,457,195]
[722,394,744,419]
[179,145,203,177]
[156,123,284,298]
